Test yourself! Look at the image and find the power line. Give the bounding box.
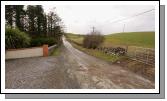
[109,9,155,24]
[90,9,155,33]
[92,26,95,33]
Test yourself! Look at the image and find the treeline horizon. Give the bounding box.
[5,5,64,39]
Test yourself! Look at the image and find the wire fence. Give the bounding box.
[127,46,155,66]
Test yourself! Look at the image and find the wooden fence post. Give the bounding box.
[126,45,128,52]
[146,50,149,65]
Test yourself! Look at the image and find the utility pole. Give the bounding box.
[92,26,95,33]
[123,24,125,32]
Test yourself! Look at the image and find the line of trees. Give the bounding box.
[5,5,64,39]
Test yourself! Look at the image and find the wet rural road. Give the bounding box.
[5,37,154,89]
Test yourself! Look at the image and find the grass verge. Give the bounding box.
[70,41,124,63]
[50,47,61,56]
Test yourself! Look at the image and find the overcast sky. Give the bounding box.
[43,5,155,35]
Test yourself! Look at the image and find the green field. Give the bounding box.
[103,32,155,48]
[65,33,84,44]
[66,31,155,48]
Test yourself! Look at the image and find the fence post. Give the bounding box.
[134,46,137,60]
[43,44,48,57]
[126,45,128,55]
[146,50,149,65]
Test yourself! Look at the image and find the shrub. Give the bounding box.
[83,31,104,49]
[5,28,31,49]
[30,37,57,47]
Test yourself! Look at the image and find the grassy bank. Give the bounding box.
[69,41,124,62]
[50,46,61,56]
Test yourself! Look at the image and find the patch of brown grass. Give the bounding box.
[113,57,155,82]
